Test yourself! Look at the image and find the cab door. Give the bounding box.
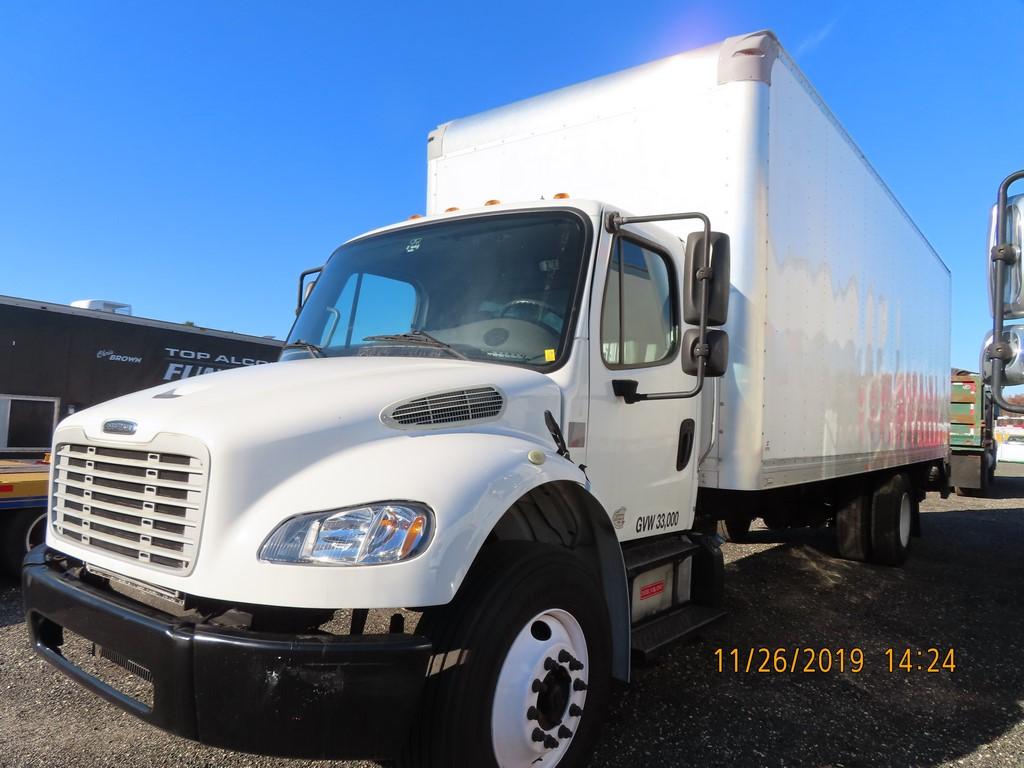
[585,222,700,541]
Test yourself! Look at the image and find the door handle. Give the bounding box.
[677,419,695,471]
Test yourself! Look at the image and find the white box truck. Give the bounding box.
[22,30,949,768]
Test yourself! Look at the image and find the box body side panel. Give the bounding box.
[755,56,950,489]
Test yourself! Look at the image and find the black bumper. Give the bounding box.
[22,547,432,759]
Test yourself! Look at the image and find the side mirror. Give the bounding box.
[989,194,1024,319]
[682,328,728,377]
[982,326,1024,385]
[683,231,730,326]
[296,266,323,315]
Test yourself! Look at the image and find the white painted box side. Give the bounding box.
[755,55,950,489]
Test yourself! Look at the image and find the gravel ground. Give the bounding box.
[2,469,1023,767]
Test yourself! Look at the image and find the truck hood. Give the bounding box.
[60,356,563,452]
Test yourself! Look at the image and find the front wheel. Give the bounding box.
[402,542,612,768]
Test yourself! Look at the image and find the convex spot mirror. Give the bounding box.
[683,231,730,326]
[682,328,729,377]
[981,326,1024,386]
[990,194,1024,319]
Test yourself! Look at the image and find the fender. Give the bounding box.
[46,428,611,612]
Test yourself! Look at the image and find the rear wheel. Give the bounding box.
[1,508,46,578]
[402,542,611,768]
[717,514,751,542]
[835,492,871,561]
[870,474,914,566]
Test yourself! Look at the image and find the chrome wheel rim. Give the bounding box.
[898,493,912,549]
[491,608,589,767]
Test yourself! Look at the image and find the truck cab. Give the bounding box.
[23,198,729,767]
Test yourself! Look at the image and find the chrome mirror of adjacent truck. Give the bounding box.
[989,192,1024,319]
[981,327,1024,386]
[985,170,1024,412]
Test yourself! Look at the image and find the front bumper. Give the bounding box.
[22,547,433,759]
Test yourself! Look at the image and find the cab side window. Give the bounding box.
[601,239,677,367]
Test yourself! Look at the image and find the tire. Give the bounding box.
[402,542,612,768]
[1,508,47,578]
[717,515,751,542]
[869,474,914,566]
[835,492,871,561]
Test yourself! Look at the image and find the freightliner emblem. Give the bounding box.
[102,420,138,435]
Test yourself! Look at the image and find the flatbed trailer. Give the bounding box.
[0,459,48,575]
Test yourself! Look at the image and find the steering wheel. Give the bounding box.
[498,299,561,333]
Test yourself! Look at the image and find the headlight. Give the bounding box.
[259,502,433,566]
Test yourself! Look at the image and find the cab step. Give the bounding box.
[630,603,725,661]
[622,535,699,577]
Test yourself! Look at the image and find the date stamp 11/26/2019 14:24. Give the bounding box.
[714,647,958,674]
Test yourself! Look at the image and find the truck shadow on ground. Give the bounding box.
[591,486,1024,767]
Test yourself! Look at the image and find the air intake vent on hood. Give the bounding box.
[384,387,504,427]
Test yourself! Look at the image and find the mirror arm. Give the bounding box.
[988,170,1024,413]
[607,210,712,404]
[296,266,324,315]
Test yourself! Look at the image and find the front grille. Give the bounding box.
[385,386,504,427]
[51,440,208,574]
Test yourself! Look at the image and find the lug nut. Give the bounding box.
[543,734,559,749]
[527,706,539,721]
[558,725,573,739]
[557,650,583,670]
[532,678,547,694]
[573,678,588,691]
[569,704,583,717]
[531,728,546,743]
[544,657,558,671]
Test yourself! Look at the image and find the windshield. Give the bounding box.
[286,211,589,368]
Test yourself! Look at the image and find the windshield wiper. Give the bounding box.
[282,339,324,358]
[363,330,468,360]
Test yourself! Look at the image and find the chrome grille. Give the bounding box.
[385,387,504,427]
[51,440,208,574]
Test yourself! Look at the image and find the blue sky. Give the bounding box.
[2,1,1022,371]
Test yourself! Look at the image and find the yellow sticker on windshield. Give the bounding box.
[544,348,556,362]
